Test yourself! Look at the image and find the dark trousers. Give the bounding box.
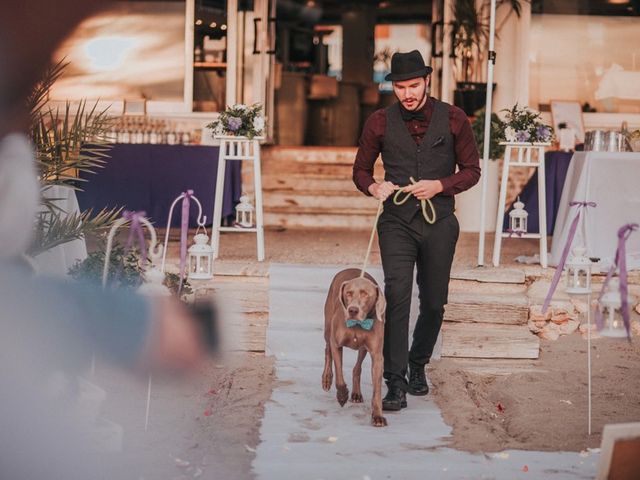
[377,211,459,389]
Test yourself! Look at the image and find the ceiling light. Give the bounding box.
[195,19,203,26]
[220,24,227,31]
[209,22,217,28]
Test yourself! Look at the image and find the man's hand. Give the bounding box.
[368,181,398,201]
[402,180,443,200]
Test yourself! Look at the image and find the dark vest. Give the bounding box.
[381,99,456,223]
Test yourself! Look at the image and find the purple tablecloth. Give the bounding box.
[503,150,574,235]
[77,144,241,227]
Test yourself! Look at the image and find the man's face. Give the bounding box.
[392,76,429,111]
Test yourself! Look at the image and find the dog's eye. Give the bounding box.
[360,290,369,298]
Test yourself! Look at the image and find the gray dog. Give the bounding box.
[322,268,387,427]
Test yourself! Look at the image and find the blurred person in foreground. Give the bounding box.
[0,2,212,478]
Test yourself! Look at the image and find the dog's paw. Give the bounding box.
[371,415,388,427]
[336,385,349,407]
[350,392,363,403]
[322,373,333,391]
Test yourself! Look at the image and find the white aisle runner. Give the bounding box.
[253,264,597,479]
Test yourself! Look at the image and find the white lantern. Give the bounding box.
[509,198,528,233]
[565,246,592,295]
[598,278,627,338]
[235,195,255,228]
[188,232,214,280]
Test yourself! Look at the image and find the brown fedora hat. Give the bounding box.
[384,50,433,82]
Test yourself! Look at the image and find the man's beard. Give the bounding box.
[401,89,427,111]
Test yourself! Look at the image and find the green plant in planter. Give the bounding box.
[68,243,145,290]
[27,60,121,257]
[471,107,506,160]
[68,240,192,298]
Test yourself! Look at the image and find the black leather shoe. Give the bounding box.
[382,385,407,411]
[408,364,429,396]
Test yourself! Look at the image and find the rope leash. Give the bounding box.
[360,200,384,278]
[392,176,436,225]
[359,179,438,278]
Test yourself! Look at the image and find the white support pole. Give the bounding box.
[587,291,592,436]
[477,0,497,267]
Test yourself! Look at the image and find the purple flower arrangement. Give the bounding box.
[207,103,265,139]
[501,104,553,144]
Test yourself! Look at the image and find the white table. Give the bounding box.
[33,185,88,276]
[550,152,640,271]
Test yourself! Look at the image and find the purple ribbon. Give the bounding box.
[123,210,148,266]
[595,223,638,338]
[542,201,596,313]
[179,190,194,283]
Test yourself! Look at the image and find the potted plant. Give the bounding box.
[28,61,121,260]
[451,0,526,115]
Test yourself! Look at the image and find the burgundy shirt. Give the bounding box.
[353,97,481,196]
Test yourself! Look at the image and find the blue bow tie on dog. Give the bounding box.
[345,318,375,330]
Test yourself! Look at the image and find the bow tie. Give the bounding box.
[345,318,375,331]
[400,107,426,122]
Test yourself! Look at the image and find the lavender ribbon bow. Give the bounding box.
[595,223,639,338]
[179,190,194,284]
[542,201,596,314]
[123,210,148,266]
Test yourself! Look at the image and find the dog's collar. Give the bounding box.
[345,318,375,331]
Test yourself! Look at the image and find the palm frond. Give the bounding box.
[27,59,68,120]
[32,99,114,190]
[29,207,123,257]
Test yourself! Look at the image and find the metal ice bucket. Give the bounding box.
[584,130,606,151]
[605,131,626,152]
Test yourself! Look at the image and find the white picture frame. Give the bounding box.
[596,422,640,480]
[550,100,585,143]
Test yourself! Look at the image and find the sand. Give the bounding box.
[429,333,640,453]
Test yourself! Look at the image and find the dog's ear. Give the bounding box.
[338,280,350,312]
[375,286,386,323]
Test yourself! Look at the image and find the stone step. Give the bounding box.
[262,176,364,193]
[441,323,540,359]
[445,291,529,325]
[262,161,355,177]
[449,279,527,295]
[264,209,377,229]
[262,146,358,165]
[264,190,379,210]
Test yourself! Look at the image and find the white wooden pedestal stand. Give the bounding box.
[211,135,265,261]
[492,142,551,268]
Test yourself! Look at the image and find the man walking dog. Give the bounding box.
[352,50,480,411]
